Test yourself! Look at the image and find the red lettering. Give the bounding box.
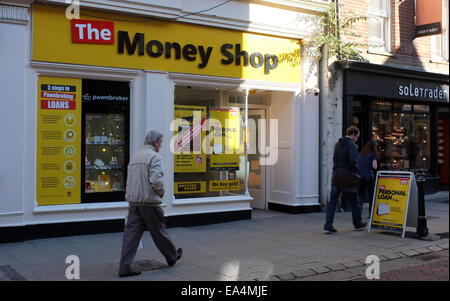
[72,20,114,44]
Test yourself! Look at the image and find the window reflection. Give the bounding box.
[372,101,430,171]
[173,86,247,199]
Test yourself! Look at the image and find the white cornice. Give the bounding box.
[0,0,34,7]
[246,0,328,14]
[39,0,323,39]
[0,3,30,24]
[169,72,300,92]
[31,60,141,80]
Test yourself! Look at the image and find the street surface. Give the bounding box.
[0,192,448,281]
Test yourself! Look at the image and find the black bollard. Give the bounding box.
[415,170,429,238]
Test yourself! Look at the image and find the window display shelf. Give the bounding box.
[85,166,124,171]
[86,143,125,146]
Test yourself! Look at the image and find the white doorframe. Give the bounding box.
[225,92,272,209]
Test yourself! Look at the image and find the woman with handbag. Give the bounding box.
[357,140,378,219]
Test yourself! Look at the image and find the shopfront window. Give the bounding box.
[372,101,430,171]
[173,86,246,199]
[36,77,129,206]
[81,79,130,203]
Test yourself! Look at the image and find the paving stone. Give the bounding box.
[296,270,358,281]
[356,259,367,265]
[402,250,419,257]
[275,272,296,281]
[292,269,317,279]
[385,253,402,260]
[325,263,346,271]
[395,252,407,258]
[427,246,443,252]
[414,248,432,255]
[0,265,27,281]
[134,259,167,272]
[378,255,390,261]
[438,243,449,250]
[342,261,364,268]
[310,266,330,274]
[258,275,281,281]
[354,258,449,281]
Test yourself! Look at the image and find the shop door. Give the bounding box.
[248,109,267,209]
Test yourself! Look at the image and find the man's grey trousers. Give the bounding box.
[119,205,178,275]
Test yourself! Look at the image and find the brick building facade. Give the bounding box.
[339,0,448,73]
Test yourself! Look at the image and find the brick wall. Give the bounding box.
[338,0,448,74]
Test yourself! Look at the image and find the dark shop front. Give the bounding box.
[337,61,449,194]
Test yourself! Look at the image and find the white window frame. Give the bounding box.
[431,0,449,62]
[368,0,392,53]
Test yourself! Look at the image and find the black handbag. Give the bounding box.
[332,168,361,193]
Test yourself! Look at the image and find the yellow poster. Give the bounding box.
[210,108,240,170]
[174,105,206,173]
[209,180,241,192]
[174,181,207,194]
[371,176,411,230]
[37,77,82,205]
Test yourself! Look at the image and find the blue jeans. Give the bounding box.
[324,185,362,230]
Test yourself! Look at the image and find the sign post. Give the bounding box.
[368,171,416,238]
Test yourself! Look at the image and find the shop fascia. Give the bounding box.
[398,82,449,102]
[116,31,279,74]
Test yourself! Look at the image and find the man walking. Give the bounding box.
[323,126,367,234]
[118,130,182,277]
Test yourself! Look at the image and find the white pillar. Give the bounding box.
[295,54,320,206]
[144,71,175,210]
[0,4,29,226]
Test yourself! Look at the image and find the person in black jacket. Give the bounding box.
[323,126,367,233]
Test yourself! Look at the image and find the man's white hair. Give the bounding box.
[144,130,163,146]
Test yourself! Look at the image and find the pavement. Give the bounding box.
[0,191,448,281]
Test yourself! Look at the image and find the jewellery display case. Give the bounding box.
[81,79,130,203]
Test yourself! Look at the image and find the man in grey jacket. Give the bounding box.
[118,130,182,277]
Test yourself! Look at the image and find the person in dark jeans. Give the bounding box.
[357,140,378,219]
[324,126,367,234]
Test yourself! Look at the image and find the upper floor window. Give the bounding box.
[431,0,449,62]
[368,0,391,52]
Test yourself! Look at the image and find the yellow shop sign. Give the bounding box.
[33,4,301,83]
